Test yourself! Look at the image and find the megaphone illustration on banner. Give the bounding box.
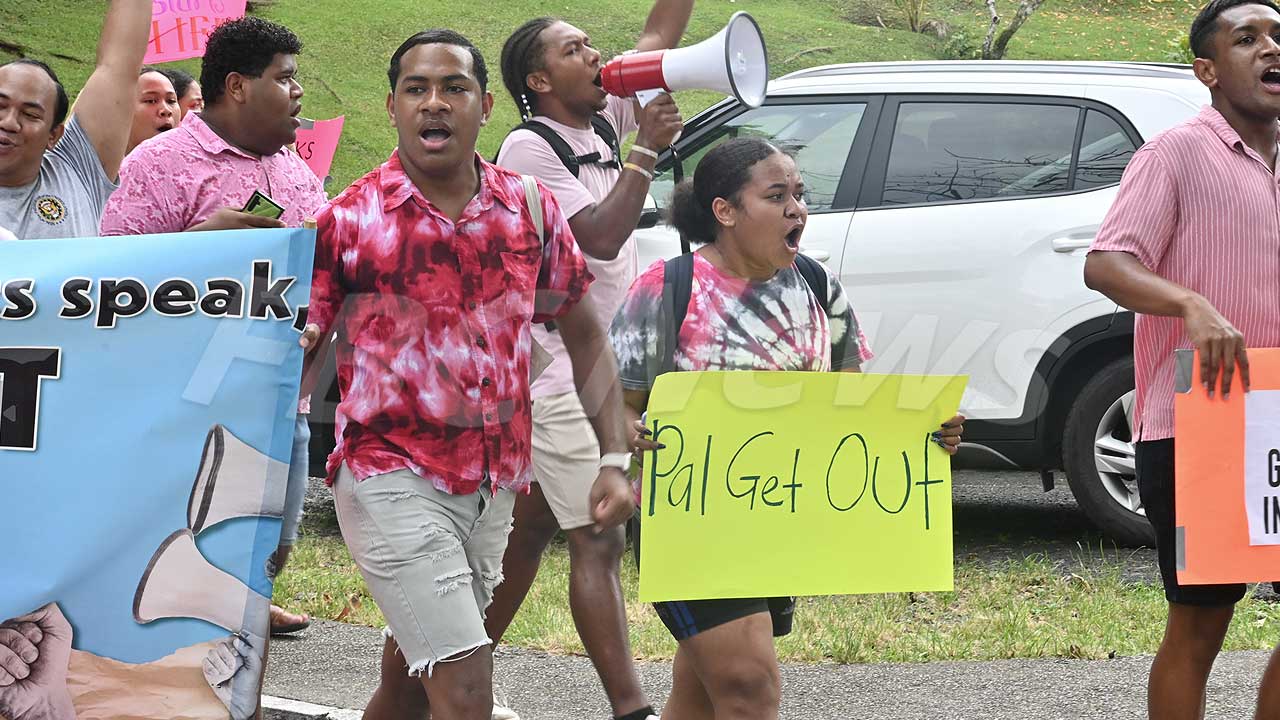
[188,424,288,535]
[133,528,270,634]
[601,11,768,108]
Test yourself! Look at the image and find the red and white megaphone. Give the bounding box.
[601,12,769,108]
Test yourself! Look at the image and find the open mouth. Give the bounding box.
[420,126,453,150]
[593,71,604,89]
[1263,68,1280,90]
[784,225,803,251]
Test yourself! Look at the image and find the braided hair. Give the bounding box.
[500,17,558,121]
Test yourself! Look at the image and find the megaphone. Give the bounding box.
[188,424,288,535]
[601,12,768,108]
[133,528,270,637]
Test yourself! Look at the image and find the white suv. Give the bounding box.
[632,61,1209,545]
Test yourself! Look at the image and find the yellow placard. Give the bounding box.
[638,371,968,602]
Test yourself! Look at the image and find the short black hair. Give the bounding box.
[388,29,488,92]
[1,59,69,127]
[500,18,557,120]
[200,16,302,106]
[1190,0,1280,58]
[161,67,197,99]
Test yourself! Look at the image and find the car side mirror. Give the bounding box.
[637,193,660,230]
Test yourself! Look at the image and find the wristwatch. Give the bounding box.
[598,452,634,472]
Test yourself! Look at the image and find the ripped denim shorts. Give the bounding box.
[332,463,516,677]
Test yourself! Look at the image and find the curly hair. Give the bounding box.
[500,18,557,120]
[1190,0,1280,58]
[200,16,302,106]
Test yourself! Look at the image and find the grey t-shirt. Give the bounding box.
[0,116,117,240]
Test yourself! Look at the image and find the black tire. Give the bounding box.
[1062,356,1156,547]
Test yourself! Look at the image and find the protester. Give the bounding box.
[609,137,964,720]
[125,67,179,155]
[0,0,149,239]
[297,29,635,720]
[162,67,204,119]
[99,16,322,640]
[1084,2,1280,718]
[482,4,689,719]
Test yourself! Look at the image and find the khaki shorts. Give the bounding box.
[531,392,599,530]
[332,464,515,677]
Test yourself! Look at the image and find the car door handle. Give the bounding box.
[802,248,831,262]
[1051,236,1095,253]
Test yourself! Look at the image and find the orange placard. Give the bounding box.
[1175,347,1280,585]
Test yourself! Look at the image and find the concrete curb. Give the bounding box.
[263,695,363,720]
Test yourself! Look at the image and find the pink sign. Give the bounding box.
[295,116,345,182]
[144,0,248,65]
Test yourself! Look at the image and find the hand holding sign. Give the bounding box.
[638,371,967,602]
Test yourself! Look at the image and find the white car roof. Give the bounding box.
[767,60,1202,100]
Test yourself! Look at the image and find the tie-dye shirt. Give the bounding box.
[610,252,871,389]
[309,151,593,494]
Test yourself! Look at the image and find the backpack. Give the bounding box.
[503,116,621,333]
[505,115,622,177]
[658,252,832,374]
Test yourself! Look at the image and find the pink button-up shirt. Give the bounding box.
[100,112,327,413]
[100,112,326,235]
[1091,106,1280,441]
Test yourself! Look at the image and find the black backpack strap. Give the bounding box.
[513,120,583,177]
[793,253,831,316]
[659,253,696,376]
[589,114,622,170]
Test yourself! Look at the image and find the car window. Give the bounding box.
[881,102,1079,206]
[651,102,867,213]
[1074,110,1137,191]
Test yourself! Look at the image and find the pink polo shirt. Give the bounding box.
[100,112,326,235]
[1091,106,1280,441]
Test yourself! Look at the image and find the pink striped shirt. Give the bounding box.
[1091,106,1280,441]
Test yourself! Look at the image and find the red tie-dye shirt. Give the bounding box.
[310,151,593,494]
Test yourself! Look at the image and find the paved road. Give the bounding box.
[265,619,1274,719]
[275,471,1276,718]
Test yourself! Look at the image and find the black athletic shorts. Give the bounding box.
[654,596,796,641]
[1136,438,1278,606]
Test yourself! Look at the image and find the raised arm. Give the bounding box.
[71,0,152,180]
[634,0,695,52]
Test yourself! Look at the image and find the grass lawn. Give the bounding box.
[5,0,1201,192]
[275,533,1280,664]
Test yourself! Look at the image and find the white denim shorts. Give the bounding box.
[332,463,515,677]
[531,392,600,530]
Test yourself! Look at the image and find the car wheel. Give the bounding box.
[1062,356,1156,547]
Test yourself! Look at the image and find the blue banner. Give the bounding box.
[0,228,314,719]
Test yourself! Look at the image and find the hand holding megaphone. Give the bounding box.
[601,12,768,108]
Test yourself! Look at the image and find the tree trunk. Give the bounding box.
[983,0,1046,60]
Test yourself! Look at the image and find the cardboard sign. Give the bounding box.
[145,0,247,65]
[637,371,967,602]
[0,228,314,720]
[294,116,345,182]
[1176,348,1280,584]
